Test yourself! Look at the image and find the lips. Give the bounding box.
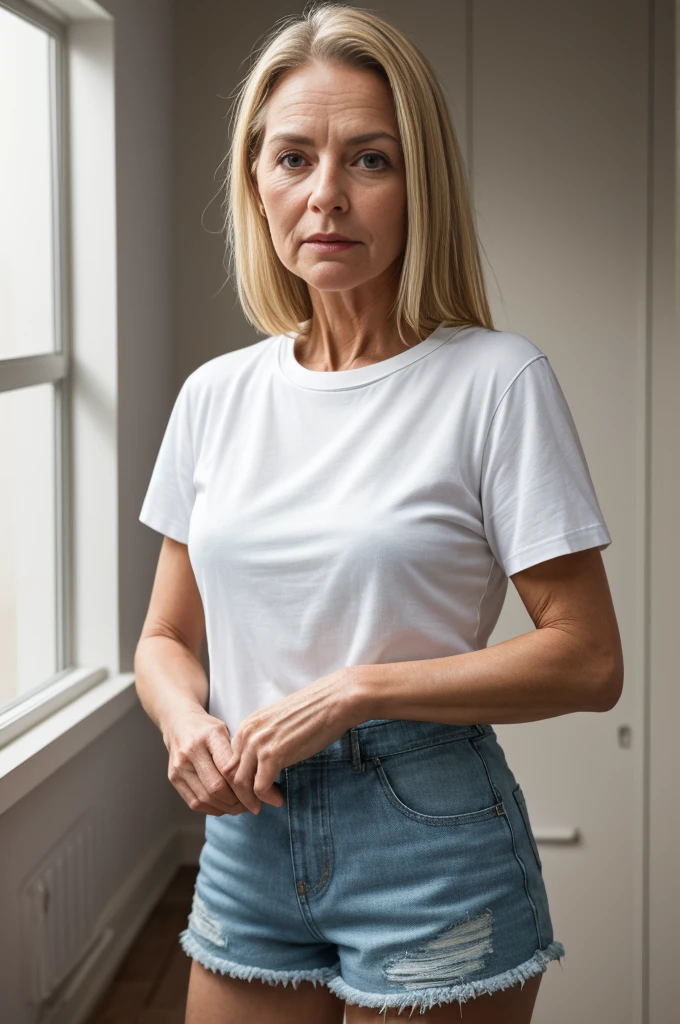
[303,233,360,253]
[305,234,357,243]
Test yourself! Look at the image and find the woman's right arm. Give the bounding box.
[134,535,209,741]
[134,536,265,815]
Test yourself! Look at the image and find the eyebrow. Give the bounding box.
[266,130,400,147]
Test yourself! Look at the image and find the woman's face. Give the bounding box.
[253,60,407,295]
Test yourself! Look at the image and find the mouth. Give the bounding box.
[303,234,360,252]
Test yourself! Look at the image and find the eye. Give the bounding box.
[276,150,390,171]
[277,151,307,169]
[356,151,389,170]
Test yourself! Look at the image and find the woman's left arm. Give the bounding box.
[345,547,624,726]
[222,548,622,809]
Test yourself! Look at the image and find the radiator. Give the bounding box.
[21,812,98,1005]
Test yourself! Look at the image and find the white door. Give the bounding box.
[380,1,664,1021]
[471,1,650,1021]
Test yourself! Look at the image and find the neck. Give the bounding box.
[297,266,421,372]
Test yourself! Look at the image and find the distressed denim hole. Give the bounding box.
[188,891,228,949]
[381,909,493,988]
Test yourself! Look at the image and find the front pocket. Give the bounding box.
[371,748,506,826]
[512,784,543,871]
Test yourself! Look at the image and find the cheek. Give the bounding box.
[362,186,407,246]
[264,189,304,243]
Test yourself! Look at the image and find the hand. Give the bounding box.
[222,668,359,813]
[164,709,272,816]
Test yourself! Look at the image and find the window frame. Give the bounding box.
[0,0,108,749]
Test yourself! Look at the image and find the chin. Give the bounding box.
[300,269,368,291]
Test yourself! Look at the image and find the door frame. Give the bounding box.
[647,0,678,1021]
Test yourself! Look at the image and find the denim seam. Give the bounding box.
[308,761,334,899]
[469,737,543,948]
[296,733,483,770]
[371,733,483,762]
[512,784,543,872]
[285,766,328,942]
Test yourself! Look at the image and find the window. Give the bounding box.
[0,0,106,748]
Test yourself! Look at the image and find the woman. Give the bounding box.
[135,4,622,1021]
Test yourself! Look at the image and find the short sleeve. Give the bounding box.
[480,355,612,577]
[139,377,195,544]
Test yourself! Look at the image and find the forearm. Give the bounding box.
[134,634,209,745]
[346,625,616,727]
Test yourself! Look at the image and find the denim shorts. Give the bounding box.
[179,718,565,1016]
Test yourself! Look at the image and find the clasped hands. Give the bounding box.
[218,667,362,815]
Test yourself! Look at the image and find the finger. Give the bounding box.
[174,771,246,817]
[207,728,240,778]
[198,730,258,811]
[172,776,227,816]
[219,737,285,809]
[206,728,262,813]
[190,742,243,807]
[225,748,262,814]
[173,755,241,812]
[253,757,286,807]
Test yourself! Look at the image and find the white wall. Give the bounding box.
[0,3,184,1023]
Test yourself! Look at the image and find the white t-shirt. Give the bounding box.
[139,323,612,736]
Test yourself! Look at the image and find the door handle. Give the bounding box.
[532,826,581,844]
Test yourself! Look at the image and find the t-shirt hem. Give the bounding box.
[502,524,612,577]
[139,512,190,545]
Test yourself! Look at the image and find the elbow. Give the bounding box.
[590,652,625,712]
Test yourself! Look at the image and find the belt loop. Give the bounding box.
[350,727,363,772]
[474,724,486,737]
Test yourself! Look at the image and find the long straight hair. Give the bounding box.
[223,1,495,343]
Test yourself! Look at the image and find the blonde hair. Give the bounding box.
[223,1,495,342]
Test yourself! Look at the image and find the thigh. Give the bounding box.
[185,959,346,1024]
[345,973,542,1023]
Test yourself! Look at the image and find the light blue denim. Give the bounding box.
[179,718,565,1015]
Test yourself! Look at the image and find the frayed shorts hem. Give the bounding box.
[325,940,566,1016]
[178,928,341,989]
[179,927,565,1015]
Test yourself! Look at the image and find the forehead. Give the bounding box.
[263,60,397,132]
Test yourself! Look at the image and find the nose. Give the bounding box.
[307,156,349,215]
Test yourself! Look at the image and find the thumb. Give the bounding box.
[257,780,286,808]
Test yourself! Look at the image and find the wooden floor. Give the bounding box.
[85,865,198,1024]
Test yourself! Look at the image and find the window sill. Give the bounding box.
[0,673,138,816]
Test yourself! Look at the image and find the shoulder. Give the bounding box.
[173,335,280,444]
[434,326,552,423]
[444,325,548,385]
[184,334,279,397]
